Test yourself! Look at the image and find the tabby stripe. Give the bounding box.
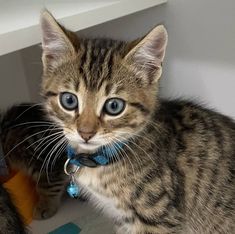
[132,168,160,200]
[203,120,224,208]
[39,183,64,189]
[44,91,58,97]
[191,149,208,209]
[74,78,80,92]
[97,49,114,90]
[107,49,114,78]
[191,115,210,209]
[85,40,94,88]
[165,157,185,212]
[134,209,178,228]
[80,67,88,87]
[79,40,88,68]
[105,83,112,96]
[146,191,168,207]
[88,41,95,72]
[79,41,88,87]
[129,102,150,114]
[99,47,110,70]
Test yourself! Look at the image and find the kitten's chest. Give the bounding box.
[75,167,128,220]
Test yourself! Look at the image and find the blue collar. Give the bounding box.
[66,142,124,168]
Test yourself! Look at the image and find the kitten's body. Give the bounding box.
[1,104,67,219]
[39,11,235,233]
[77,100,235,233]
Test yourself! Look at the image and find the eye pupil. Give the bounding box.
[66,96,74,104]
[111,101,118,110]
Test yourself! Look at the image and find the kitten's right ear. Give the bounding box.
[124,25,168,83]
[40,10,76,69]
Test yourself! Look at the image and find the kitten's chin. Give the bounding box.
[69,141,101,154]
[79,143,101,152]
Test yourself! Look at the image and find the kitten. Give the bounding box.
[0,184,27,234]
[1,103,67,219]
[40,11,235,234]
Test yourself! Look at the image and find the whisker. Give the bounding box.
[28,131,63,165]
[116,136,143,174]
[36,131,64,160]
[50,139,68,171]
[3,129,57,159]
[7,121,55,129]
[33,127,62,152]
[111,136,138,180]
[45,137,65,183]
[36,134,64,185]
[15,103,44,120]
[109,139,128,177]
[26,127,61,149]
[33,132,63,156]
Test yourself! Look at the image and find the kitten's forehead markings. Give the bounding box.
[95,82,119,116]
[76,79,88,114]
[95,83,109,116]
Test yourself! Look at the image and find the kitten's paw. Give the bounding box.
[33,201,59,220]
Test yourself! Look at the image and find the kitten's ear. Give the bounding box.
[125,25,168,82]
[40,10,76,69]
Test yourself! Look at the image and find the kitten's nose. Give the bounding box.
[78,130,96,142]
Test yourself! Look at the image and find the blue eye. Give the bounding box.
[104,98,125,116]
[60,92,78,111]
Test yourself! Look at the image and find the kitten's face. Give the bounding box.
[40,11,167,153]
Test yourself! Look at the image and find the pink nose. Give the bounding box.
[78,130,96,142]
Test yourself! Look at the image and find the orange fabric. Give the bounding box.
[2,171,38,224]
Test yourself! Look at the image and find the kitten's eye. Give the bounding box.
[59,92,78,111]
[104,98,125,116]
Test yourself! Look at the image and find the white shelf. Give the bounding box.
[0,0,167,56]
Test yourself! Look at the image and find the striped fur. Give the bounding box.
[0,184,27,234]
[40,11,234,234]
[1,104,68,220]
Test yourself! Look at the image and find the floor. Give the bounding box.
[30,197,114,234]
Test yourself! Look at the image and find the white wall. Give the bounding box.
[162,0,235,118]
[0,52,30,109]
[0,0,235,117]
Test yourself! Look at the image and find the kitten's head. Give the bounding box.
[40,11,167,153]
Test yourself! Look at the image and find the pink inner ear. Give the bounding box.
[41,15,67,57]
[145,33,167,62]
[135,44,162,70]
[133,26,167,70]
[41,17,54,45]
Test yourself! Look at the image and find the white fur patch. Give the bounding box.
[76,170,128,221]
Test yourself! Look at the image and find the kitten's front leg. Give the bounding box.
[33,172,67,220]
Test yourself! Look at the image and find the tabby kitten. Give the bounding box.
[1,103,67,219]
[0,184,27,234]
[40,11,235,234]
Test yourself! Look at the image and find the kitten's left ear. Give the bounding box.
[125,25,168,82]
[40,10,76,69]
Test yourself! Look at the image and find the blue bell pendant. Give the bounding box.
[67,180,80,198]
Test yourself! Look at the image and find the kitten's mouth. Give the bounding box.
[70,140,103,153]
[65,133,110,154]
